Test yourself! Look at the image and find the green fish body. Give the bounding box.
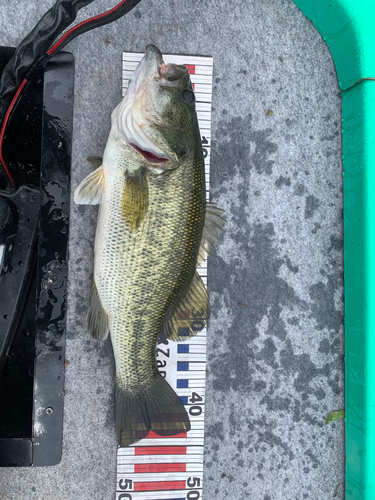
[75,45,225,446]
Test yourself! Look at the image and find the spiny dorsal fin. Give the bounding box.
[162,271,209,341]
[122,169,149,230]
[87,156,103,169]
[74,165,105,205]
[197,202,226,266]
[87,280,109,340]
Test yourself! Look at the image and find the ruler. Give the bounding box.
[117,52,213,500]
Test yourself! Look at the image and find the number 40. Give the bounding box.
[189,392,203,404]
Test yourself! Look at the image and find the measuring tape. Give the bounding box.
[117,52,213,500]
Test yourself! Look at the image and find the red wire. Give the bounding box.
[0,0,130,190]
[0,77,28,191]
[47,0,129,55]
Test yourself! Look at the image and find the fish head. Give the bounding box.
[116,45,197,171]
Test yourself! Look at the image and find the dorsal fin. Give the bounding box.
[162,271,209,341]
[197,202,226,266]
[87,156,103,169]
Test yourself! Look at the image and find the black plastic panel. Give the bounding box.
[0,438,32,467]
[33,52,74,466]
[0,48,74,467]
[0,187,41,378]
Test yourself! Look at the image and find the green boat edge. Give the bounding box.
[290,1,375,498]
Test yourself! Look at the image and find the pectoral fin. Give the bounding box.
[122,169,149,230]
[197,202,226,266]
[74,165,105,205]
[162,271,209,341]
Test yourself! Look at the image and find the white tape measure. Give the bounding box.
[117,52,213,500]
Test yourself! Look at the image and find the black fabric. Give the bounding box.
[51,0,142,54]
[0,0,142,128]
[0,0,95,126]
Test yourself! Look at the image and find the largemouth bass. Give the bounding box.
[74,45,225,446]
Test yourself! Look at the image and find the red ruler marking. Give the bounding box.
[144,431,188,439]
[135,463,187,473]
[135,446,187,456]
[134,480,186,491]
[186,64,196,74]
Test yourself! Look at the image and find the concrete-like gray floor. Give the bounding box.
[0,1,344,499]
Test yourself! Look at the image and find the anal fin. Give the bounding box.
[87,281,109,340]
[162,271,209,341]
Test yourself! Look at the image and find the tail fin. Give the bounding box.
[116,374,191,446]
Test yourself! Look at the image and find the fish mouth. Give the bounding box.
[145,44,189,84]
[145,44,164,69]
[121,45,170,163]
[130,143,168,164]
[119,45,190,165]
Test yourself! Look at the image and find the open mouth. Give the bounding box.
[130,143,168,164]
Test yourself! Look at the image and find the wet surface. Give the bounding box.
[0,0,344,498]
[0,49,73,466]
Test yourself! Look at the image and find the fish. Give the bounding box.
[74,45,225,446]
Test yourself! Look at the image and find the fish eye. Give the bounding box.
[182,89,195,104]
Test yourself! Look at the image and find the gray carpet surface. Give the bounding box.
[0,1,344,499]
